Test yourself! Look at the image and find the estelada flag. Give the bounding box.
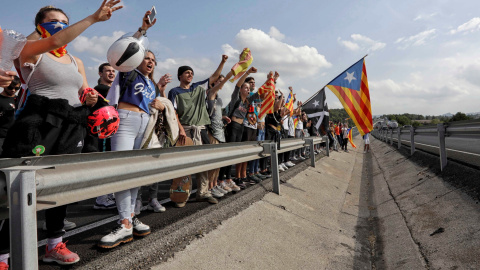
[230,48,253,82]
[326,57,372,136]
[257,78,275,119]
[285,90,294,116]
[347,128,356,148]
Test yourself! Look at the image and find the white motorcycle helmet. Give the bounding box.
[107,33,149,72]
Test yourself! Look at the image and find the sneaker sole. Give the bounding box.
[133,230,151,237]
[43,256,80,265]
[97,235,133,249]
[147,205,166,213]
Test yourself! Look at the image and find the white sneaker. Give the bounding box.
[285,161,295,167]
[299,156,306,160]
[215,185,228,195]
[98,224,133,248]
[132,216,150,236]
[43,219,76,231]
[291,156,298,161]
[134,199,143,215]
[226,180,241,192]
[220,181,232,193]
[210,188,224,198]
[278,165,285,172]
[147,198,166,213]
[280,163,289,170]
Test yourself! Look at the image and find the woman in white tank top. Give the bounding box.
[0,1,123,268]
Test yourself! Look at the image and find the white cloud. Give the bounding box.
[338,38,360,51]
[221,44,240,58]
[413,12,438,21]
[71,31,125,57]
[223,28,331,79]
[268,26,285,41]
[395,29,436,49]
[338,34,385,52]
[450,17,480,34]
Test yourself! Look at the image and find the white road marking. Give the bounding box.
[37,190,197,247]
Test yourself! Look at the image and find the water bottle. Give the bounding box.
[0,27,27,73]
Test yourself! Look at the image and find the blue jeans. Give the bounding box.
[111,109,149,222]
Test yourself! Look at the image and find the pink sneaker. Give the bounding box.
[43,242,80,265]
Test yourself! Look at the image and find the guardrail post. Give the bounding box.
[305,138,316,167]
[397,127,401,149]
[409,126,415,155]
[324,136,329,157]
[263,143,280,195]
[2,168,39,270]
[437,123,447,171]
[390,129,394,145]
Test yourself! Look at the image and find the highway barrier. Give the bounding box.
[371,119,480,171]
[0,136,325,269]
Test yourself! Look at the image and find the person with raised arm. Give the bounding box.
[167,55,228,206]
[0,1,123,267]
[205,58,242,195]
[99,10,174,248]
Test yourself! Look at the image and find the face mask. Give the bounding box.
[36,21,68,57]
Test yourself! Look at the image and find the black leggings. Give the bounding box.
[219,122,244,180]
[0,122,85,254]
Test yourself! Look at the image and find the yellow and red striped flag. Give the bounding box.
[293,115,299,129]
[257,77,275,119]
[230,48,253,82]
[347,128,357,148]
[285,90,294,116]
[326,57,372,136]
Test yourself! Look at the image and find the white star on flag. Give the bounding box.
[313,100,319,107]
[53,22,64,29]
[344,71,356,83]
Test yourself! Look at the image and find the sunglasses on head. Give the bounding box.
[7,85,20,91]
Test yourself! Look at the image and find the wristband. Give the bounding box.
[138,27,147,36]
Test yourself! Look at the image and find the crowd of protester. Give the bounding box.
[0,2,325,268]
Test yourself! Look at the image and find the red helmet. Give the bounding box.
[88,106,120,139]
[80,88,120,139]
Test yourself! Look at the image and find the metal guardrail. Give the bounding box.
[0,136,326,269]
[371,119,480,171]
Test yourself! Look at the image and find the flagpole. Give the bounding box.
[302,54,368,106]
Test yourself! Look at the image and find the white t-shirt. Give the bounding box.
[364,133,370,144]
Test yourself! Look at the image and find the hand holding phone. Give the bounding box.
[148,6,157,24]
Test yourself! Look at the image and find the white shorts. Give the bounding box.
[364,137,370,144]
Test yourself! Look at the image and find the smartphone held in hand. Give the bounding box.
[148,6,156,24]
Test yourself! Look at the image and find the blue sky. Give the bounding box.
[2,0,480,115]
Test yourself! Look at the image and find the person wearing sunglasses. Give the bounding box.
[0,76,20,155]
